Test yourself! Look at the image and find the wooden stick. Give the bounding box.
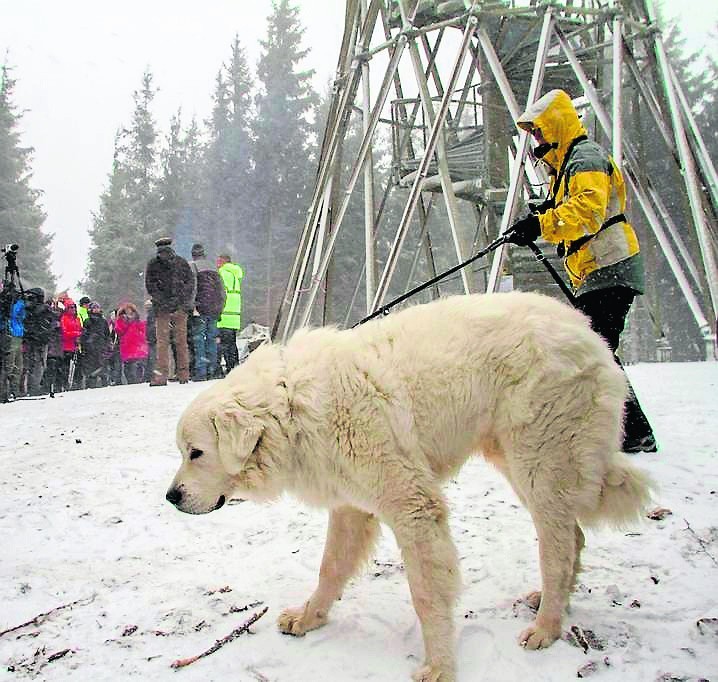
[170,607,269,670]
[0,595,95,639]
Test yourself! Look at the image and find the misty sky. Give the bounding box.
[0,0,716,293]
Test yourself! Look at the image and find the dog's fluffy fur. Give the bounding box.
[167,292,653,681]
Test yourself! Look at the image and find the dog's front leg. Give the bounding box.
[278,505,379,636]
[387,492,460,682]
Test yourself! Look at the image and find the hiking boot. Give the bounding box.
[623,433,658,454]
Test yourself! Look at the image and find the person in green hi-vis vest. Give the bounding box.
[77,296,91,326]
[216,253,244,375]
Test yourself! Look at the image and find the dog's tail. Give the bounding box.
[579,452,656,529]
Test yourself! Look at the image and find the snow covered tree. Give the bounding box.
[203,36,255,261]
[0,64,55,292]
[84,69,161,308]
[251,0,318,325]
[83,141,134,308]
[157,110,207,260]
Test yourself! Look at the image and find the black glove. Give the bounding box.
[506,213,541,246]
[528,196,555,214]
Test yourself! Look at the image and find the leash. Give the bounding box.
[353,233,511,327]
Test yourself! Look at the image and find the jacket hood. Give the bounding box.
[516,89,587,169]
[220,262,243,277]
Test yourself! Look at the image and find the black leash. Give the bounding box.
[353,233,511,327]
[351,218,581,328]
[525,241,577,307]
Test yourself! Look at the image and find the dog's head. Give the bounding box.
[166,354,291,515]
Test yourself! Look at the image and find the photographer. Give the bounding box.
[0,282,25,401]
[23,287,56,396]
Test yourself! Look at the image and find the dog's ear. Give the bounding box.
[211,406,264,476]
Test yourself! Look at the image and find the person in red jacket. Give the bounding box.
[59,300,83,389]
[114,302,149,384]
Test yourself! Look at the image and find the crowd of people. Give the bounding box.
[0,240,248,402]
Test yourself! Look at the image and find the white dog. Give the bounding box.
[167,292,653,682]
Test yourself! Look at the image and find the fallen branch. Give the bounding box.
[7,646,73,675]
[0,595,95,639]
[170,607,269,670]
[683,519,718,567]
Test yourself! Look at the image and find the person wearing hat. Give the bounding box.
[144,237,194,386]
[506,89,656,454]
[80,301,111,388]
[77,296,91,325]
[189,243,226,381]
[22,287,56,396]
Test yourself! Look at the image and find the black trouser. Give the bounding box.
[575,288,654,445]
[24,342,48,395]
[123,359,146,384]
[44,356,65,394]
[218,328,239,373]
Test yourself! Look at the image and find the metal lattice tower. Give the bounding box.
[274,0,718,360]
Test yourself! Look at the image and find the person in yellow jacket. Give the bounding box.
[507,89,656,454]
[216,253,244,374]
[77,296,91,325]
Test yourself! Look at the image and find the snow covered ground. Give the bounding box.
[1,362,717,681]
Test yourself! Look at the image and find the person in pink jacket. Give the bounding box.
[59,300,83,389]
[114,302,149,384]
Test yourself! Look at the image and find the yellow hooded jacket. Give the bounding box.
[517,90,643,294]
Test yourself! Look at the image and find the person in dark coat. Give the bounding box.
[144,237,194,386]
[80,302,111,388]
[43,299,64,395]
[22,287,56,396]
[189,243,226,381]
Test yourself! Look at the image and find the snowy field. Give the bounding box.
[1,361,717,682]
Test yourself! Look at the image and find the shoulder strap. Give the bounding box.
[552,135,588,200]
[564,212,627,257]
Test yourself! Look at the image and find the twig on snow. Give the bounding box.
[0,595,96,639]
[170,607,268,670]
[7,646,73,675]
[683,519,718,567]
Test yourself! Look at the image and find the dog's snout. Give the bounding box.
[166,487,183,506]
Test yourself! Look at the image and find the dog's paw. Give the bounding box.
[411,663,455,681]
[277,603,328,636]
[521,590,542,611]
[518,622,560,650]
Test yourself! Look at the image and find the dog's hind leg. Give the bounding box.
[518,504,577,649]
[383,488,460,682]
[278,506,380,636]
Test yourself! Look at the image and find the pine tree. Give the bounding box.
[157,110,207,259]
[694,22,718,161]
[629,17,713,360]
[84,141,134,307]
[204,36,255,262]
[0,64,55,292]
[83,69,161,308]
[252,0,318,325]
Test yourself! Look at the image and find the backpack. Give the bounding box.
[194,269,226,319]
[25,304,57,344]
